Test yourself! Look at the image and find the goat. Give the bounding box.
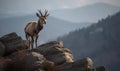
[24,10,49,49]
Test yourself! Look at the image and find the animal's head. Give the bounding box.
[36,10,49,24]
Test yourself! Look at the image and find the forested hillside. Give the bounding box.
[58,11,120,71]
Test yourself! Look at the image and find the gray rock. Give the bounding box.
[54,57,94,71]
[0,58,12,71]
[20,52,46,71]
[34,41,74,65]
[0,42,5,56]
[0,32,28,55]
[0,58,5,71]
[5,51,46,71]
[96,66,107,71]
[0,33,108,71]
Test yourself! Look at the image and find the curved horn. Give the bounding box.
[45,9,48,16]
[44,9,49,16]
[38,9,43,16]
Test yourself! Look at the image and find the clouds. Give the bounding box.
[74,0,120,6]
[0,0,77,10]
[0,0,119,16]
[0,0,120,11]
[0,0,81,15]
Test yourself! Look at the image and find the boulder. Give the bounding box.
[0,42,5,56]
[19,52,46,71]
[0,58,5,71]
[0,33,108,71]
[54,57,95,71]
[34,41,74,65]
[5,51,47,71]
[0,57,12,71]
[0,32,28,55]
[96,66,107,71]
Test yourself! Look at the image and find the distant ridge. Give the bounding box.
[0,15,91,43]
[52,2,120,23]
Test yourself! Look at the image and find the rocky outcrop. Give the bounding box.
[6,51,46,71]
[0,41,5,56]
[34,41,74,65]
[0,32,107,71]
[0,32,28,56]
[53,57,94,71]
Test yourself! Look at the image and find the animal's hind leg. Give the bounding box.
[28,37,30,49]
[31,36,34,49]
[35,35,39,48]
[25,34,30,48]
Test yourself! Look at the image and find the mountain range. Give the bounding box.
[0,15,90,44]
[0,2,120,44]
[52,3,120,23]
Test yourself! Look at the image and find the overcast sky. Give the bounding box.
[0,0,120,15]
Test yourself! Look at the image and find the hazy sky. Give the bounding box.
[0,0,120,15]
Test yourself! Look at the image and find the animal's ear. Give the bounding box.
[36,13,40,17]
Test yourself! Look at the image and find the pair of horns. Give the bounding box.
[37,9,49,16]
